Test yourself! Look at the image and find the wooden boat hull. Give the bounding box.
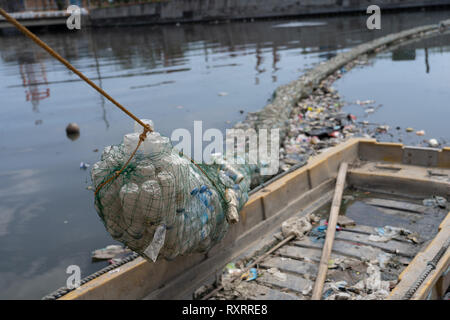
[56,138,450,300]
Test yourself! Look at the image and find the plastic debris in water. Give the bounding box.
[415,130,425,136]
[92,245,131,261]
[310,136,320,145]
[66,122,80,134]
[428,139,439,147]
[356,99,375,106]
[80,162,90,169]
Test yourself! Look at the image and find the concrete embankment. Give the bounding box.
[89,0,450,26]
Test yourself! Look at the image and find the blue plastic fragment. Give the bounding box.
[242,268,258,281]
[323,288,334,299]
[190,188,199,196]
[226,171,238,181]
[376,227,386,236]
[199,193,209,207]
[200,185,208,193]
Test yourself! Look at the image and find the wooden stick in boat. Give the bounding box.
[311,162,348,300]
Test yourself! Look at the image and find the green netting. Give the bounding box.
[91,123,256,262]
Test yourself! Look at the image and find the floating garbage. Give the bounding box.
[66,123,80,141]
[66,122,80,135]
[415,130,425,136]
[376,125,389,133]
[347,114,357,122]
[355,99,375,106]
[91,245,132,261]
[91,119,255,262]
[80,162,90,170]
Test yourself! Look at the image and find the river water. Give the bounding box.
[0,10,449,299]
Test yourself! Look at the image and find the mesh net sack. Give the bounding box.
[91,120,255,262]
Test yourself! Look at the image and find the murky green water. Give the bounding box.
[0,10,449,299]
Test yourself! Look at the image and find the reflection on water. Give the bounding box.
[18,51,51,112]
[0,11,449,299]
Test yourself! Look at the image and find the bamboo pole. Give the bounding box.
[311,162,348,300]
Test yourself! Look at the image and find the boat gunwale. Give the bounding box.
[52,138,450,300]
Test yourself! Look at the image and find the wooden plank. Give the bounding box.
[364,198,435,214]
[335,230,419,258]
[245,283,301,300]
[292,237,411,265]
[347,168,450,199]
[261,256,318,278]
[257,271,312,294]
[276,245,346,263]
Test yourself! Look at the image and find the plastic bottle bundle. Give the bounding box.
[91,120,253,262]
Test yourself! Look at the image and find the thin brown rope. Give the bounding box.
[94,127,149,195]
[1,8,229,203]
[0,8,155,195]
